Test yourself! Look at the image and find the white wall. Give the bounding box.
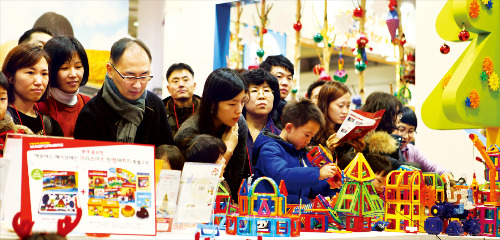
[415,1,485,182]
[137,0,165,94]
[162,1,219,99]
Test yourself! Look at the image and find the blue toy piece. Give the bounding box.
[196,224,220,238]
[214,214,227,230]
[445,221,464,236]
[462,217,481,236]
[424,217,443,235]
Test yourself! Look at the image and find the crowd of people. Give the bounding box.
[0,28,452,205]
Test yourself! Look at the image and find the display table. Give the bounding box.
[0,227,496,240]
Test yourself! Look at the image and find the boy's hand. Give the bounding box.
[319,163,339,180]
[222,123,239,153]
[326,133,341,150]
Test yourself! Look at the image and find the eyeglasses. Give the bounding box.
[109,63,153,84]
[396,126,416,137]
[249,88,274,98]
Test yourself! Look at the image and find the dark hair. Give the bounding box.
[33,12,74,37]
[281,98,325,129]
[180,134,227,164]
[197,68,246,136]
[155,145,185,171]
[306,80,327,98]
[18,27,53,45]
[44,36,89,88]
[0,72,8,90]
[338,151,392,176]
[365,153,392,176]
[110,38,152,64]
[2,43,51,103]
[259,55,294,76]
[361,92,402,134]
[25,233,66,240]
[166,63,194,82]
[241,68,280,114]
[316,81,351,145]
[400,106,417,129]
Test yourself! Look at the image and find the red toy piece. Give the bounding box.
[306,145,342,188]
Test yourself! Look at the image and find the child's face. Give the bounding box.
[286,121,320,150]
[393,122,416,149]
[0,86,7,120]
[372,172,387,194]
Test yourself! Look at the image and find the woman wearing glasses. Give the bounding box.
[394,106,452,178]
[2,43,63,136]
[38,36,91,137]
[241,68,281,176]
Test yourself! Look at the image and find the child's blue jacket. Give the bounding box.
[252,129,337,204]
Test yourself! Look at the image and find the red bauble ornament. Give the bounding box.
[458,30,470,41]
[353,7,364,19]
[293,21,302,32]
[262,28,268,34]
[440,43,450,54]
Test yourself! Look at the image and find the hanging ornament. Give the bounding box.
[313,65,324,75]
[334,54,348,82]
[397,86,412,104]
[319,70,332,81]
[256,48,265,58]
[386,10,399,42]
[440,43,450,54]
[352,95,362,109]
[262,28,268,34]
[293,21,302,32]
[248,58,259,70]
[469,0,480,19]
[459,28,470,41]
[355,60,367,71]
[353,7,364,20]
[399,33,407,46]
[313,33,324,43]
[388,0,398,11]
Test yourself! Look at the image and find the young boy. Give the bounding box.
[252,98,339,204]
[339,151,393,198]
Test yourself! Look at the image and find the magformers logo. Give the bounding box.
[29,142,64,149]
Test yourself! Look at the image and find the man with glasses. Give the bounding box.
[394,106,452,178]
[74,38,173,146]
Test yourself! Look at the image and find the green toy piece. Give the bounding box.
[422,0,500,129]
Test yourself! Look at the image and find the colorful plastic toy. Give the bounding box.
[226,177,300,237]
[306,145,342,188]
[470,134,500,206]
[333,153,385,232]
[384,170,424,232]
